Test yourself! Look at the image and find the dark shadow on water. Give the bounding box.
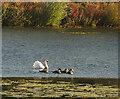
[2,77,118,86]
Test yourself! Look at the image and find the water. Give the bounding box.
[2,27,118,78]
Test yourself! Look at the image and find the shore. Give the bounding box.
[1,77,119,98]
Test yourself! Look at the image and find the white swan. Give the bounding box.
[33,60,48,70]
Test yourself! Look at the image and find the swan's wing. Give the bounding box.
[33,61,40,69]
[33,61,45,69]
[39,68,44,71]
[38,61,45,69]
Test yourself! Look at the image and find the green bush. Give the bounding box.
[2,2,67,27]
[46,2,67,26]
[30,2,67,26]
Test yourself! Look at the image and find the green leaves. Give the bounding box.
[46,2,67,26]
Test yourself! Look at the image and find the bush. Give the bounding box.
[2,2,67,27]
[2,3,27,26]
[2,2,119,27]
[101,3,119,27]
[61,2,118,27]
[62,3,103,27]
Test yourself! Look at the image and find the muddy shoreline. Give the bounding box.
[1,77,119,98]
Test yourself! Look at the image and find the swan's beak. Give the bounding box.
[46,60,48,63]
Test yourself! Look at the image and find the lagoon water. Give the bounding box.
[2,27,118,78]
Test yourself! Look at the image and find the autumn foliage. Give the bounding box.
[2,2,119,27]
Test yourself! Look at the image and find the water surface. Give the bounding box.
[2,27,118,78]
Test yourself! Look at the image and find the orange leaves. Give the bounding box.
[29,5,33,11]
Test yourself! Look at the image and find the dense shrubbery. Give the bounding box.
[62,2,119,27]
[62,3,103,27]
[2,3,27,26]
[2,2,119,27]
[2,2,67,27]
[102,3,119,27]
[25,2,67,26]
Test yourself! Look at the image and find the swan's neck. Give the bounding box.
[45,62,48,69]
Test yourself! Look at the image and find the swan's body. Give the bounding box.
[39,67,48,73]
[33,60,48,71]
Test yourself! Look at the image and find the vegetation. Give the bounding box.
[2,78,118,97]
[2,2,119,27]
